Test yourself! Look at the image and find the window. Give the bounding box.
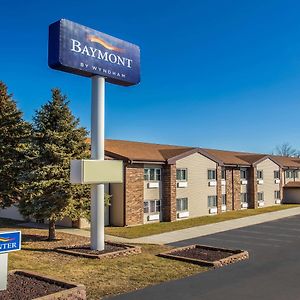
[240,169,247,179]
[295,171,299,179]
[208,169,216,180]
[286,170,294,179]
[222,194,226,205]
[144,168,161,181]
[144,202,149,214]
[221,169,226,180]
[274,170,280,179]
[176,168,188,181]
[144,200,161,214]
[274,191,281,199]
[241,193,248,203]
[156,169,161,180]
[257,192,264,202]
[176,198,188,212]
[208,195,217,208]
[257,170,264,180]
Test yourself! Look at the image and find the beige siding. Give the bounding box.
[144,164,162,200]
[48,217,73,227]
[144,181,162,199]
[176,152,217,218]
[241,184,247,193]
[256,159,280,207]
[77,218,90,229]
[110,183,124,226]
[221,185,226,194]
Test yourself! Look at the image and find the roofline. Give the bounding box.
[104,151,130,162]
[224,164,251,168]
[252,155,283,168]
[104,140,300,168]
[105,151,165,164]
[283,186,300,188]
[283,166,300,170]
[130,160,165,165]
[167,148,224,165]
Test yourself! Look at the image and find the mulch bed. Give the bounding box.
[64,243,127,255]
[170,247,233,261]
[0,273,64,300]
[158,244,249,267]
[55,241,141,259]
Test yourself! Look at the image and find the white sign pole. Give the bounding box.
[91,75,105,251]
[0,253,8,291]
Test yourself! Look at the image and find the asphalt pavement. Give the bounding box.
[109,214,300,300]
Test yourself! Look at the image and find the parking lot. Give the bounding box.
[111,215,300,299]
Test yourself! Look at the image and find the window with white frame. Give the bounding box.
[257,170,264,180]
[208,169,216,180]
[240,169,247,179]
[144,200,161,214]
[274,170,280,179]
[222,194,226,205]
[176,168,188,181]
[274,190,281,199]
[176,198,188,212]
[144,168,161,181]
[257,192,264,202]
[295,170,299,179]
[241,193,248,203]
[208,195,217,208]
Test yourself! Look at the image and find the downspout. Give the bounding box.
[232,168,235,210]
[123,160,131,226]
[123,163,126,226]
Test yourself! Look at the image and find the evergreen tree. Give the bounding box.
[0,81,31,208]
[19,88,90,240]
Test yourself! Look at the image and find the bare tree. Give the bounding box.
[273,143,299,157]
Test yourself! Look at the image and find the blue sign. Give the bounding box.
[48,19,140,86]
[0,231,21,254]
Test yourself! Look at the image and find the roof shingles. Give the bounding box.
[103,139,300,168]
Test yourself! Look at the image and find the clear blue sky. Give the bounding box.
[1,0,300,154]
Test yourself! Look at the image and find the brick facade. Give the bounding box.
[232,168,241,210]
[225,168,233,211]
[124,163,144,226]
[280,168,284,200]
[162,164,177,222]
[248,167,258,209]
[216,166,223,213]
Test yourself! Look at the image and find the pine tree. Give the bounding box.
[0,81,31,208]
[19,88,90,240]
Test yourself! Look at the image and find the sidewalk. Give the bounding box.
[20,206,300,244]
[133,206,300,244]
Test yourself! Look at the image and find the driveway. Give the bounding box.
[109,215,300,300]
